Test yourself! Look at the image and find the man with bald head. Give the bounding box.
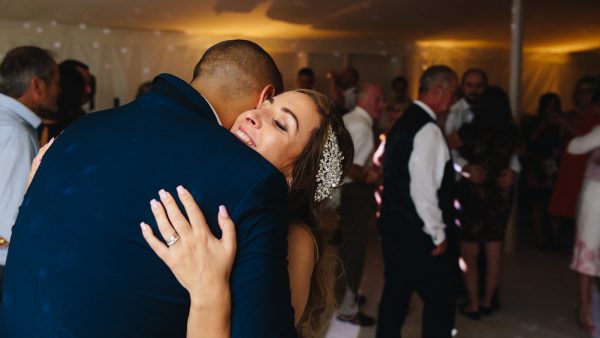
[1,40,297,338]
[336,83,384,326]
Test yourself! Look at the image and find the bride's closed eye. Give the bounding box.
[274,119,288,132]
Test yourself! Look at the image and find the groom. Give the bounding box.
[0,40,297,338]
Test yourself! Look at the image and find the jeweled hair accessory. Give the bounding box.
[315,126,344,202]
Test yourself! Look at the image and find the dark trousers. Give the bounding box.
[376,240,457,338]
[339,183,376,293]
[338,182,376,294]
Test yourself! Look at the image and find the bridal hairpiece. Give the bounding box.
[314,126,344,202]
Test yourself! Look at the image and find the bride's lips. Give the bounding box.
[234,127,256,148]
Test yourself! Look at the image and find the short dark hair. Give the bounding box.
[391,75,408,86]
[461,68,488,87]
[192,39,283,94]
[297,67,314,78]
[61,59,89,71]
[57,60,86,113]
[537,92,561,118]
[418,65,457,94]
[0,46,56,98]
[345,67,359,82]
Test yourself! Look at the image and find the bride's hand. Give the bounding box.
[27,138,54,189]
[140,186,237,306]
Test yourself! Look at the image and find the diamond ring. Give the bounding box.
[166,234,180,247]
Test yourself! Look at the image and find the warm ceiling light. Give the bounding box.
[526,40,600,54]
[416,39,504,49]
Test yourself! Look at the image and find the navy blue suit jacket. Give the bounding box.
[0,74,297,337]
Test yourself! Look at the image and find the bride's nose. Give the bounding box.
[245,110,263,128]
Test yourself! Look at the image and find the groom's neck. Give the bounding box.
[190,79,253,130]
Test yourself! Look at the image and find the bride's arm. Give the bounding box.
[140,189,315,333]
[26,138,54,189]
[287,222,316,324]
[140,186,236,338]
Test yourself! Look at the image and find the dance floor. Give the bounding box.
[323,223,591,338]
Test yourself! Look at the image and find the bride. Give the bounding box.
[31,89,353,338]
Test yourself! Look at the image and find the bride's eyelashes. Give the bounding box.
[274,119,288,132]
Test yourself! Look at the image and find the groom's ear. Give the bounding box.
[256,84,276,108]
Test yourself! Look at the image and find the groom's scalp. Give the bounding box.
[193,40,283,94]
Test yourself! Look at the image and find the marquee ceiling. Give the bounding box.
[1,0,599,52]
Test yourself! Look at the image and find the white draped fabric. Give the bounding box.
[1,18,598,115]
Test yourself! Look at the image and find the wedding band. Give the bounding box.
[166,234,180,247]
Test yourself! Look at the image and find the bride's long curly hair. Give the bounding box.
[286,89,353,337]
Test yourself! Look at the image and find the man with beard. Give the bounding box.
[0,46,60,298]
[445,68,519,186]
[445,68,488,182]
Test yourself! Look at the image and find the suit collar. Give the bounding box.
[150,73,219,125]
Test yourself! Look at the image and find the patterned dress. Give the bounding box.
[457,122,518,242]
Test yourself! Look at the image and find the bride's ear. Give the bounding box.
[256,84,276,108]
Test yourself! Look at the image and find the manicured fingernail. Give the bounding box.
[49,137,55,145]
[219,205,228,217]
[140,222,148,230]
[176,185,186,195]
[150,199,159,209]
[158,189,168,199]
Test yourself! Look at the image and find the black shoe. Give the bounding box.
[357,294,367,306]
[336,312,376,326]
[479,305,493,316]
[459,304,481,320]
[491,292,501,311]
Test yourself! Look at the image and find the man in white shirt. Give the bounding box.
[336,83,384,326]
[0,46,60,298]
[376,65,459,338]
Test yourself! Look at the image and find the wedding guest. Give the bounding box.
[376,65,459,338]
[457,87,519,320]
[378,75,411,133]
[38,59,91,145]
[326,67,359,114]
[336,83,384,326]
[567,92,600,334]
[522,93,566,249]
[548,77,600,232]
[296,67,315,90]
[0,46,60,299]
